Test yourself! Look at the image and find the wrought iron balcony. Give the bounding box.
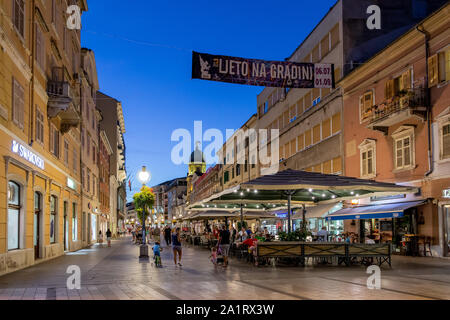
[47,68,80,133]
[366,87,427,134]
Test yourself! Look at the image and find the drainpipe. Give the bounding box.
[416,25,433,177]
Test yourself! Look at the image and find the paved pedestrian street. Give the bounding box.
[0,237,449,300]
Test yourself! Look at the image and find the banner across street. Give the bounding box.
[192,51,335,89]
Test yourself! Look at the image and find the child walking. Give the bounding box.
[210,247,218,266]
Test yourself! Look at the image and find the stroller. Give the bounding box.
[216,245,224,265]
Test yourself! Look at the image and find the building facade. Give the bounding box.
[0,0,88,276]
[96,91,127,237]
[340,4,449,256]
[98,128,112,236]
[80,48,100,245]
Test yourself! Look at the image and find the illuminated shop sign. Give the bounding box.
[11,140,45,170]
[67,177,76,190]
[443,189,450,199]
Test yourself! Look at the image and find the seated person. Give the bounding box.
[365,235,376,244]
[317,227,328,242]
[242,234,258,255]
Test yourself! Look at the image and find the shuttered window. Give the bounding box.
[321,34,329,58]
[313,164,322,173]
[332,112,341,134]
[332,157,342,174]
[64,139,69,166]
[304,91,312,110]
[313,124,321,144]
[312,44,320,63]
[322,160,332,174]
[35,23,45,69]
[13,0,25,38]
[334,67,341,82]
[305,129,312,148]
[284,143,290,158]
[283,110,289,127]
[297,98,304,115]
[359,91,374,123]
[322,119,331,139]
[428,54,439,87]
[330,24,340,49]
[35,106,44,144]
[290,139,296,156]
[279,145,284,160]
[12,78,24,129]
[443,124,450,159]
[297,134,304,151]
[50,124,59,158]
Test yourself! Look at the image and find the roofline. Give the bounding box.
[339,2,449,87]
[287,0,340,61]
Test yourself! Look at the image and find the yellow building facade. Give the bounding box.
[0,0,88,276]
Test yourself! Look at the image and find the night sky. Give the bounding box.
[81,0,337,200]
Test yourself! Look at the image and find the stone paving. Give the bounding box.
[0,237,449,300]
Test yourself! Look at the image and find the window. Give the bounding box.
[51,0,56,23]
[429,49,450,87]
[386,69,412,98]
[35,23,45,69]
[392,126,415,170]
[283,110,289,127]
[87,136,90,157]
[8,181,21,250]
[297,98,304,115]
[236,164,241,176]
[322,119,331,139]
[322,160,332,174]
[92,146,96,163]
[81,127,85,148]
[35,106,44,144]
[332,112,341,134]
[87,169,91,192]
[72,203,77,241]
[50,124,60,158]
[13,0,25,38]
[313,124,321,144]
[297,134,304,151]
[290,139,296,156]
[332,157,342,174]
[305,129,312,148]
[64,139,69,166]
[73,148,78,174]
[264,101,268,114]
[312,44,320,63]
[442,123,450,159]
[50,196,57,244]
[244,160,248,172]
[321,34,330,58]
[334,67,341,82]
[359,91,374,123]
[330,23,340,49]
[34,192,41,251]
[81,168,85,188]
[359,139,376,178]
[284,143,290,159]
[12,78,24,129]
[232,166,235,179]
[304,91,312,110]
[224,171,229,184]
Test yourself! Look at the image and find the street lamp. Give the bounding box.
[137,166,151,259]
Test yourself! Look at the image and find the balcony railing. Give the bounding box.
[364,87,427,130]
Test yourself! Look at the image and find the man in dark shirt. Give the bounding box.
[218,225,231,267]
[164,226,171,246]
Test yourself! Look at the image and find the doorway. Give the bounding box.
[34,192,42,260]
[63,202,69,251]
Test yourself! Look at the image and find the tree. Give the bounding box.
[133,186,155,226]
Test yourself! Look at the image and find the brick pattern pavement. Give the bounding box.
[0,237,449,300]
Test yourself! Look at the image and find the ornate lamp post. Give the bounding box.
[137,166,151,258]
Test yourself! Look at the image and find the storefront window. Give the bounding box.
[8,181,21,250]
[91,214,97,241]
[72,203,77,241]
[50,196,57,244]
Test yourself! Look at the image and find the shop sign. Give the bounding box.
[67,177,76,190]
[443,189,450,199]
[11,140,45,169]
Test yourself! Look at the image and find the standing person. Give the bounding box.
[218,225,231,267]
[160,227,165,247]
[172,228,183,266]
[106,228,112,247]
[98,230,103,244]
[164,226,171,246]
[231,227,237,244]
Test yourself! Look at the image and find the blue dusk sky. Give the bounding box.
[80,0,336,200]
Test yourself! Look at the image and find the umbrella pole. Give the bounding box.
[287,193,292,233]
[240,203,244,229]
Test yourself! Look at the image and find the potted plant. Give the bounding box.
[133,186,155,258]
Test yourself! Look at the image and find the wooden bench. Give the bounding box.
[255,242,391,267]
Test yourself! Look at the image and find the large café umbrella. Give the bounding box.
[191,169,417,233]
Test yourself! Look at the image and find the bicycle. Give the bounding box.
[154,254,162,267]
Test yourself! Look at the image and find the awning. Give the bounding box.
[292,203,343,219]
[326,200,426,221]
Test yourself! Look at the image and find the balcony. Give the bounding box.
[365,88,427,134]
[47,68,80,133]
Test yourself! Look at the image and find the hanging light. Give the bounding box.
[308,188,313,192]
[254,190,258,193]
[247,189,250,192]
[322,194,326,197]
[350,191,354,195]
[332,195,336,199]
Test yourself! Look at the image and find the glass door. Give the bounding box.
[34,192,41,259]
